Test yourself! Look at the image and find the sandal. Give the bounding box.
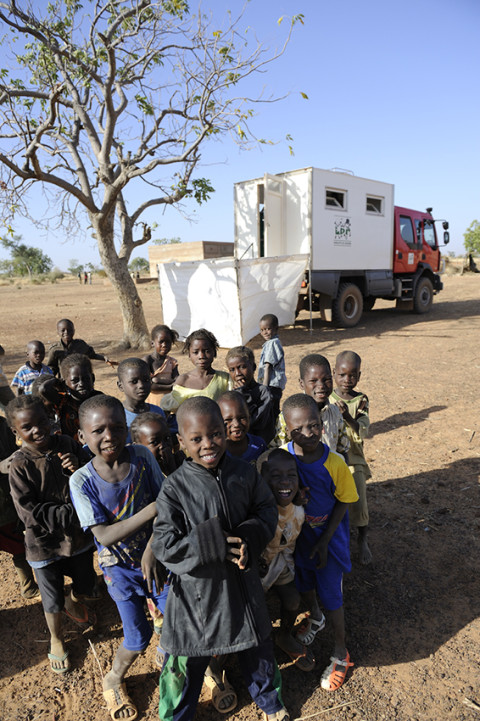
[263,708,290,721]
[48,648,70,674]
[103,683,138,721]
[204,671,238,714]
[276,636,315,672]
[155,644,165,669]
[320,651,354,691]
[63,603,97,628]
[295,613,326,645]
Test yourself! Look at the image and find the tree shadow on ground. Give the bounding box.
[343,456,480,668]
[369,406,447,436]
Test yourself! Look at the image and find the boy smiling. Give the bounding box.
[152,396,289,721]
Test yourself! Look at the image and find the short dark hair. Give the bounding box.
[182,328,219,357]
[60,353,93,379]
[78,394,125,429]
[225,346,255,366]
[299,353,331,379]
[151,324,179,344]
[335,350,362,368]
[218,390,250,417]
[177,396,223,434]
[130,411,169,442]
[27,340,45,352]
[6,395,47,428]
[260,313,279,329]
[57,318,74,328]
[258,447,296,475]
[117,357,149,380]
[282,393,319,419]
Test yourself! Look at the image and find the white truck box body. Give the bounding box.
[234,167,395,271]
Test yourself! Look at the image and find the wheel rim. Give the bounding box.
[420,286,431,306]
[344,295,359,319]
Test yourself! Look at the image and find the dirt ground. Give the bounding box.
[0,273,479,721]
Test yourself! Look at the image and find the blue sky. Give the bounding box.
[1,0,478,268]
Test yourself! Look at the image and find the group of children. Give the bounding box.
[0,312,372,721]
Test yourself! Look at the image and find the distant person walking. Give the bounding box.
[83,272,88,284]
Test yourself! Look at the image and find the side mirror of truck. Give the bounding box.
[442,221,449,230]
[443,231,450,244]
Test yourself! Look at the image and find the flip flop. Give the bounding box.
[295,613,326,645]
[276,637,315,672]
[320,651,354,691]
[103,683,138,721]
[204,671,238,714]
[48,649,70,674]
[263,708,290,721]
[63,603,97,628]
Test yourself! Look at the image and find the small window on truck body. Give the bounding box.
[326,189,346,209]
[366,195,383,214]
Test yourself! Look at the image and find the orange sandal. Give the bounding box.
[320,651,354,691]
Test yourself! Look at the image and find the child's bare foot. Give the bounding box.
[103,672,138,720]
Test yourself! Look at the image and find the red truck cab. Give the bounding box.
[393,206,441,274]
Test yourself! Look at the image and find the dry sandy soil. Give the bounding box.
[0,273,479,721]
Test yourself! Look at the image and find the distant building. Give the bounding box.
[148,241,234,278]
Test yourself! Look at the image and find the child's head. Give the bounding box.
[182,329,219,371]
[299,354,333,409]
[57,318,75,344]
[130,411,173,466]
[283,393,322,454]
[259,448,299,508]
[151,324,179,357]
[218,391,250,445]
[117,358,152,404]
[26,340,45,368]
[177,396,226,469]
[78,395,127,463]
[334,350,362,394]
[259,313,279,341]
[31,375,64,409]
[7,395,51,453]
[225,346,256,387]
[60,353,95,400]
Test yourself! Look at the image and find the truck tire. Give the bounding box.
[332,283,363,327]
[363,296,376,312]
[413,276,433,314]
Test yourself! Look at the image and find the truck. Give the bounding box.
[233,167,450,326]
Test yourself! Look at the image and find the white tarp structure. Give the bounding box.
[158,254,309,347]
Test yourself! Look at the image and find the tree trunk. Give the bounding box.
[92,215,150,349]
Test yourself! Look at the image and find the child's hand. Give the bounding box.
[58,452,79,473]
[141,542,168,593]
[226,535,248,570]
[293,486,310,506]
[334,399,348,416]
[310,536,328,569]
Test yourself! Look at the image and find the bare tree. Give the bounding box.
[0,0,300,347]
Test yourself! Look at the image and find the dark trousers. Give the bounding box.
[158,637,283,721]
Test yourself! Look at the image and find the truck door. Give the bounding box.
[393,208,423,274]
[262,173,284,257]
[421,217,440,272]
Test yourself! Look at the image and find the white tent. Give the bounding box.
[158,254,309,347]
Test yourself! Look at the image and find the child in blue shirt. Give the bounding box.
[117,358,166,442]
[282,393,358,692]
[218,391,267,465]
[69,394,166,721]
[257,314,286,418]
[11,340,53,395]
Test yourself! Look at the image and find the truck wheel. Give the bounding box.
[413,276,433,314]
[332,283,363,327]
[363,296,376,312]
